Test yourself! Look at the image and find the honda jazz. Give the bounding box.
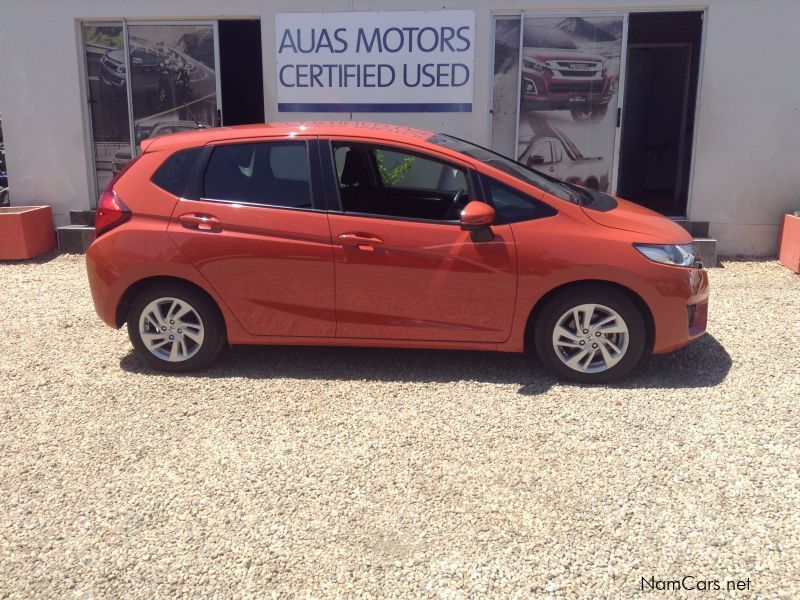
[86,122,708,382]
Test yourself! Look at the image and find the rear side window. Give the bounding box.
[269,143,310,182]
[202,141,312,209]
[482,175,557,224]
[151,147,202,197]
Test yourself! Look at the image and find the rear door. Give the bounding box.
[167,137,336,337]
[323,139,517,343]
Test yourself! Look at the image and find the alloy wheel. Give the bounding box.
[138,297,205,362]
[551,303,629,374]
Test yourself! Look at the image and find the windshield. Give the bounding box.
[428,133,589,205]
[522,26,578,50]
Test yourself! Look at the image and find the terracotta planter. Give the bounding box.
[0,206,57,260]
[778,213,800,273]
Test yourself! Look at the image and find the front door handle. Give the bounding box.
[178,213,222,232]
[338,232,383,251]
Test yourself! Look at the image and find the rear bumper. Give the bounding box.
[86,241,121,328]
[644,264,710,354]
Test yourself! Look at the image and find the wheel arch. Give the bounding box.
[524,279,655,352]
[115,275,225,331]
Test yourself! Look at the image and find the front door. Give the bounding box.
[325,140,517,343]
[168,138,336,337]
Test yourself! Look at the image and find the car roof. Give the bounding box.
[142,121,436,153]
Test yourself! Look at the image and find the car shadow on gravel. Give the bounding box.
[119,333,731,395]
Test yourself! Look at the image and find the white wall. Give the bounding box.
[0,0,798,255]
[685,0,800,254]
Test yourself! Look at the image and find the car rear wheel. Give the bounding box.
[571,105,607,122]
[534,285,646,383]
[128,284,225,372]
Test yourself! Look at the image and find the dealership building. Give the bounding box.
[0,0,797,256]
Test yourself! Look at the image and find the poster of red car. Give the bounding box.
[493,16,623,192]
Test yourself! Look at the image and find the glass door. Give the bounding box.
[491,14,627,194]
[82,20,221,204]
[126,23,220,155]
[82,22,132,196]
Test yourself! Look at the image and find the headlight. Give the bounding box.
[634,243,698,267]
[523,59,547,73]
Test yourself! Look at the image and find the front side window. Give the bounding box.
[529,140,554,165]
[482,175,557,224]
[332,142,469,221]
[373,148,468,192]
[203,141,312,209]
[429,133,593,205]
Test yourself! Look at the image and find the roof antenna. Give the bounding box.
[182,102,207,129]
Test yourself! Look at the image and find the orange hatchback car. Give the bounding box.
[86,122,708,382]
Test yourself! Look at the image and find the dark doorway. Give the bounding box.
[617,11,703,216]
[218,20,265,126]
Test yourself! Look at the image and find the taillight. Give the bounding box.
[95,188,131,237]
[95,154,142,237]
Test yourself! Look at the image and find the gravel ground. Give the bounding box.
[0,254,798,598]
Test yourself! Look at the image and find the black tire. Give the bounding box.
[570,104,607,122]
[127,283,226,372]
[533,284,646,383]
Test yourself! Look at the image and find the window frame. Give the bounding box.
[322,138,482,226]
[190,137,326,212]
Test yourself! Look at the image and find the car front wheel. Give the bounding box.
[534,285,646,383]
[128,284,225,372]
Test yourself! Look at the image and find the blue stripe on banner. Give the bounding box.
[278,103,473,113]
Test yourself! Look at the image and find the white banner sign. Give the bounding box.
[275,11,475,112]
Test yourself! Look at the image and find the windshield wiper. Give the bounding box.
[563,182,594,206]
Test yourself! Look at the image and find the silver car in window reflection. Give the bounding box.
[518,124,608,191]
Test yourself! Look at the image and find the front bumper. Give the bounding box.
[521,73,614,109]
[643,263,710,354]
[99,64,126,88]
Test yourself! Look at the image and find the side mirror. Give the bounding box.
[461,201,495,242]
[528,154,545,165]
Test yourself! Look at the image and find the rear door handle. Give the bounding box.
[178,213,222,232]
[338,232,383,251]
